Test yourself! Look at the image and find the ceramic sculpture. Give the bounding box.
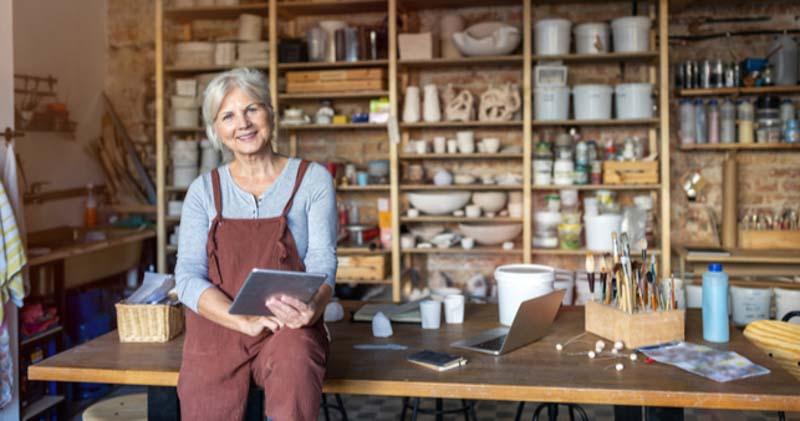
[443,83,475,122]
[479,83,521,122]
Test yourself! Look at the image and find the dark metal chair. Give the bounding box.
[514,402,589,421]
[399,397,478,421]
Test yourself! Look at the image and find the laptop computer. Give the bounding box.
[451,289,566,356]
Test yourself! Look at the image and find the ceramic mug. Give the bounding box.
[414,139,427,154]
[456,131,475,153]
[444,294,465,324]
[400,234,416,249]
[446,139,458,154]
[433,136,446,154]
[460,237,475,250]
[465,204,481,218]
[482,137,501,153]
[420,300,442,329]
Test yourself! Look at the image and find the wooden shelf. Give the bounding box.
[678,86,800,97]
[278,59,388,70]
[279,91,389,100]
[21,326,63,348]
[532,51,658,63]
[679,248,800,265]
[398,0,519,10]
[398,55,523,68]
[403,246,523,255]
[280,123,386,130]
[167,126,204,133]
[532,248,662,256]
[532,184,661,191]
[401,121,523,129]
[402,216,522,223]
[22,395,65,421]
[166,64,268,74]
[166,186,189,193]
[400,152,523,160]
[166,245,178,254]
[278,0,387,16]
[401,184,522,191]
[164,3,268,21]
[532,118,659,127]
[166,216,181,224]
[338,247,391,255]
[679,143,800,151]
[336,185,390,192]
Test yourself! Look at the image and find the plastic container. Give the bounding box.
[614,83,652,119]
[774,287,800,324]
[584,213,622,252]
[720,99,736,143]
[532,159,553,185]
[730,286,771,327]
[553,159,574,185]
[737,99,754,144]
[679,99,696,145]
[534,19,572,55]
[694,99,707,144]
[572,84,612,120]
[534,86,570,121]
[780,99,795,129]
[768,34,798,86]
[707,99,720,144]
[84,184,97,227]
[173,166,199,187]
[611,16,651,53]
[495,264,555,325]
[702,263,729,343]
[574,23,609,54]
[686,284,702,309]
[172,107,199,127]
[557,223,582,250]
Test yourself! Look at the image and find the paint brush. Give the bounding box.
[600,255,609,304]
[670,273,676,310]
[585,253,596,301]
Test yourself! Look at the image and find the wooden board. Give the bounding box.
[336,255,388,281]
[739,230,800,250]
[285,68,386,83]
[744,320,800,381]
[286,79,386,93]
[585,300,685,349]
[28,304,800,411]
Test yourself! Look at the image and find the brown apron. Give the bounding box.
[178,160,328,421]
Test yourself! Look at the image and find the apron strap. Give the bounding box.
[211,169,223,217]
[281,160,311,217]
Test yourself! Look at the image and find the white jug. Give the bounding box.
[423,84,441,122]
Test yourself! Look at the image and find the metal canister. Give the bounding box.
[712,59,724,88]
[724,62,736,88]
[686,61,696,89]
[701,60,712,89]
[676,63,685,90]
[733,63,741,88]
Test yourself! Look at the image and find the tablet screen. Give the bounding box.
[228,268,326,316]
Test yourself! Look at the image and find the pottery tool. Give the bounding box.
[585,253,596,301]
[555,332,587,351]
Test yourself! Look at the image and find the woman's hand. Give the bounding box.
[237,315,284,336]
[266,296,318,329]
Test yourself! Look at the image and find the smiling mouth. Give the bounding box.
[236,131,257,141]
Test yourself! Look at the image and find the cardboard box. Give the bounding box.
[584,300,685,349]
[398,32,437,60]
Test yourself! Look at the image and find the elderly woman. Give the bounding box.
[175,68,337,421]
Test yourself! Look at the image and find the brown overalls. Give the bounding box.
[178,161,329,421]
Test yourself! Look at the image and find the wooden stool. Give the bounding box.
[82,393,147,421]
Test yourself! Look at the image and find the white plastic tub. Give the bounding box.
[171,140,199,166]
[495,264,555,325]
[615,83,653,119]
[731,286,771,327]
[574,22,609,54]
[611,16,651,53]
[584,213,622,251]
[572,84,612,120]
[774,287,800,324]
[534,19,572,55]
[173,165,199,188]
[172,107,199,127]
[534,86,569,121]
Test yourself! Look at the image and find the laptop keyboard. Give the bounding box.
[473,335,507,351]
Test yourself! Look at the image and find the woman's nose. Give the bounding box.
[236,112,253,129]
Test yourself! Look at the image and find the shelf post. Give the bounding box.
[658,0,671,274]
[155,0,166,273]
[389,0,401,302]
[522,0,533,262]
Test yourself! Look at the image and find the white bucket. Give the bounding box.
[574,23,609,54]
[532,160,553,185]
[173,165,199,188]
[611,16,651,53]
[534,86,569,121]
[495,264,555,326]
[730,286,772,327]
[172,107,199,127]
[686,284,702,308]
[573,84,612,120]
[615,83,653,119]
[584,213,622,252]
[171,140,199,166]
[774,287,800,324]
[534,19,572,55]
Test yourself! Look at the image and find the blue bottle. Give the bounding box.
[702,263,729,343]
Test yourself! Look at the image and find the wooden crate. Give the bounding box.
[584,300,684,349]
[337,254,388,281]
[739,230,800,250]
[286,68,386,83]
[286,79,386,93]
[602,161,659,185]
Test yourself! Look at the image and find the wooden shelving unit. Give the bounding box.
[337,185,390,192]
[679,143,800,151]
[532,118,659,127]
[398,55,524,67]
[278,123,387,130]
[677,85,800,97]
[277,59,388,70]
[279,91,389,100]
[164,3,269,20]
[532,184,661,191]
[531,51,658,63]
[401,184,523,191]
[403,246,523,255]
[400,152,523,160]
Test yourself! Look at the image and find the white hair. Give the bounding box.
[201,68,274,150]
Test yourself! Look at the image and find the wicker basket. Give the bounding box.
[115,302,184,343]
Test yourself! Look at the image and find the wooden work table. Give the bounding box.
[29,304,800,415]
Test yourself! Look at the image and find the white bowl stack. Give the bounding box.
[494,264,555,325]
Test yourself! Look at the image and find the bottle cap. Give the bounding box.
[708,263,722,272]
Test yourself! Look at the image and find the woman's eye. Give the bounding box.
[247,106,258,113]
[221,114,232,121]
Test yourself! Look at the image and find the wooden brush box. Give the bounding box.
[584,300,685,349]
[602,161,659,185]
[739,230,800,250]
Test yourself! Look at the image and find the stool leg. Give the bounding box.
[569,404,575,421]
[400,397,409,421]
[549,403,559,421]
[469,400,478,421]
[515,402,525,421]
[322,394,331,421]
[335,394,348,421]
[436,398,444,421]
[574,404,589,421]
[532,403,547,421]
[411,398,421,421]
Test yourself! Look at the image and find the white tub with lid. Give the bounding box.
[584,213,622,252]
[495,264,555,325]
[573,84,612,120]
[534,86,570,121]
[574,22,609,54]
[534,19,572,55]
[611,16,651,52]
[615,83,653,119]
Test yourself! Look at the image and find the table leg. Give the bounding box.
[147,386,180,421]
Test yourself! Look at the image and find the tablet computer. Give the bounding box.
[228,268,326,316]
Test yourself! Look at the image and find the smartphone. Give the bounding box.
[407,350,468,372]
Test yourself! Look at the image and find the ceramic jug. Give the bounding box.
[423,84,441,122]
[403,86,421,123]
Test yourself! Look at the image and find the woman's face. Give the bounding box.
[214,86,272,157]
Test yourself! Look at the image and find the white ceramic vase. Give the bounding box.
[403,86,421,123]
[423,84,441,122]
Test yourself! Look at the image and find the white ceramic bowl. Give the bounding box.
[458,223,522,245]
[408,224,446,242]
[407,191,471,215]
[534,211,562,227]
[452,22,522,57]
[472,191,508,213]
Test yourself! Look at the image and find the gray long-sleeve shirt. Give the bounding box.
[175,158,338,313]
